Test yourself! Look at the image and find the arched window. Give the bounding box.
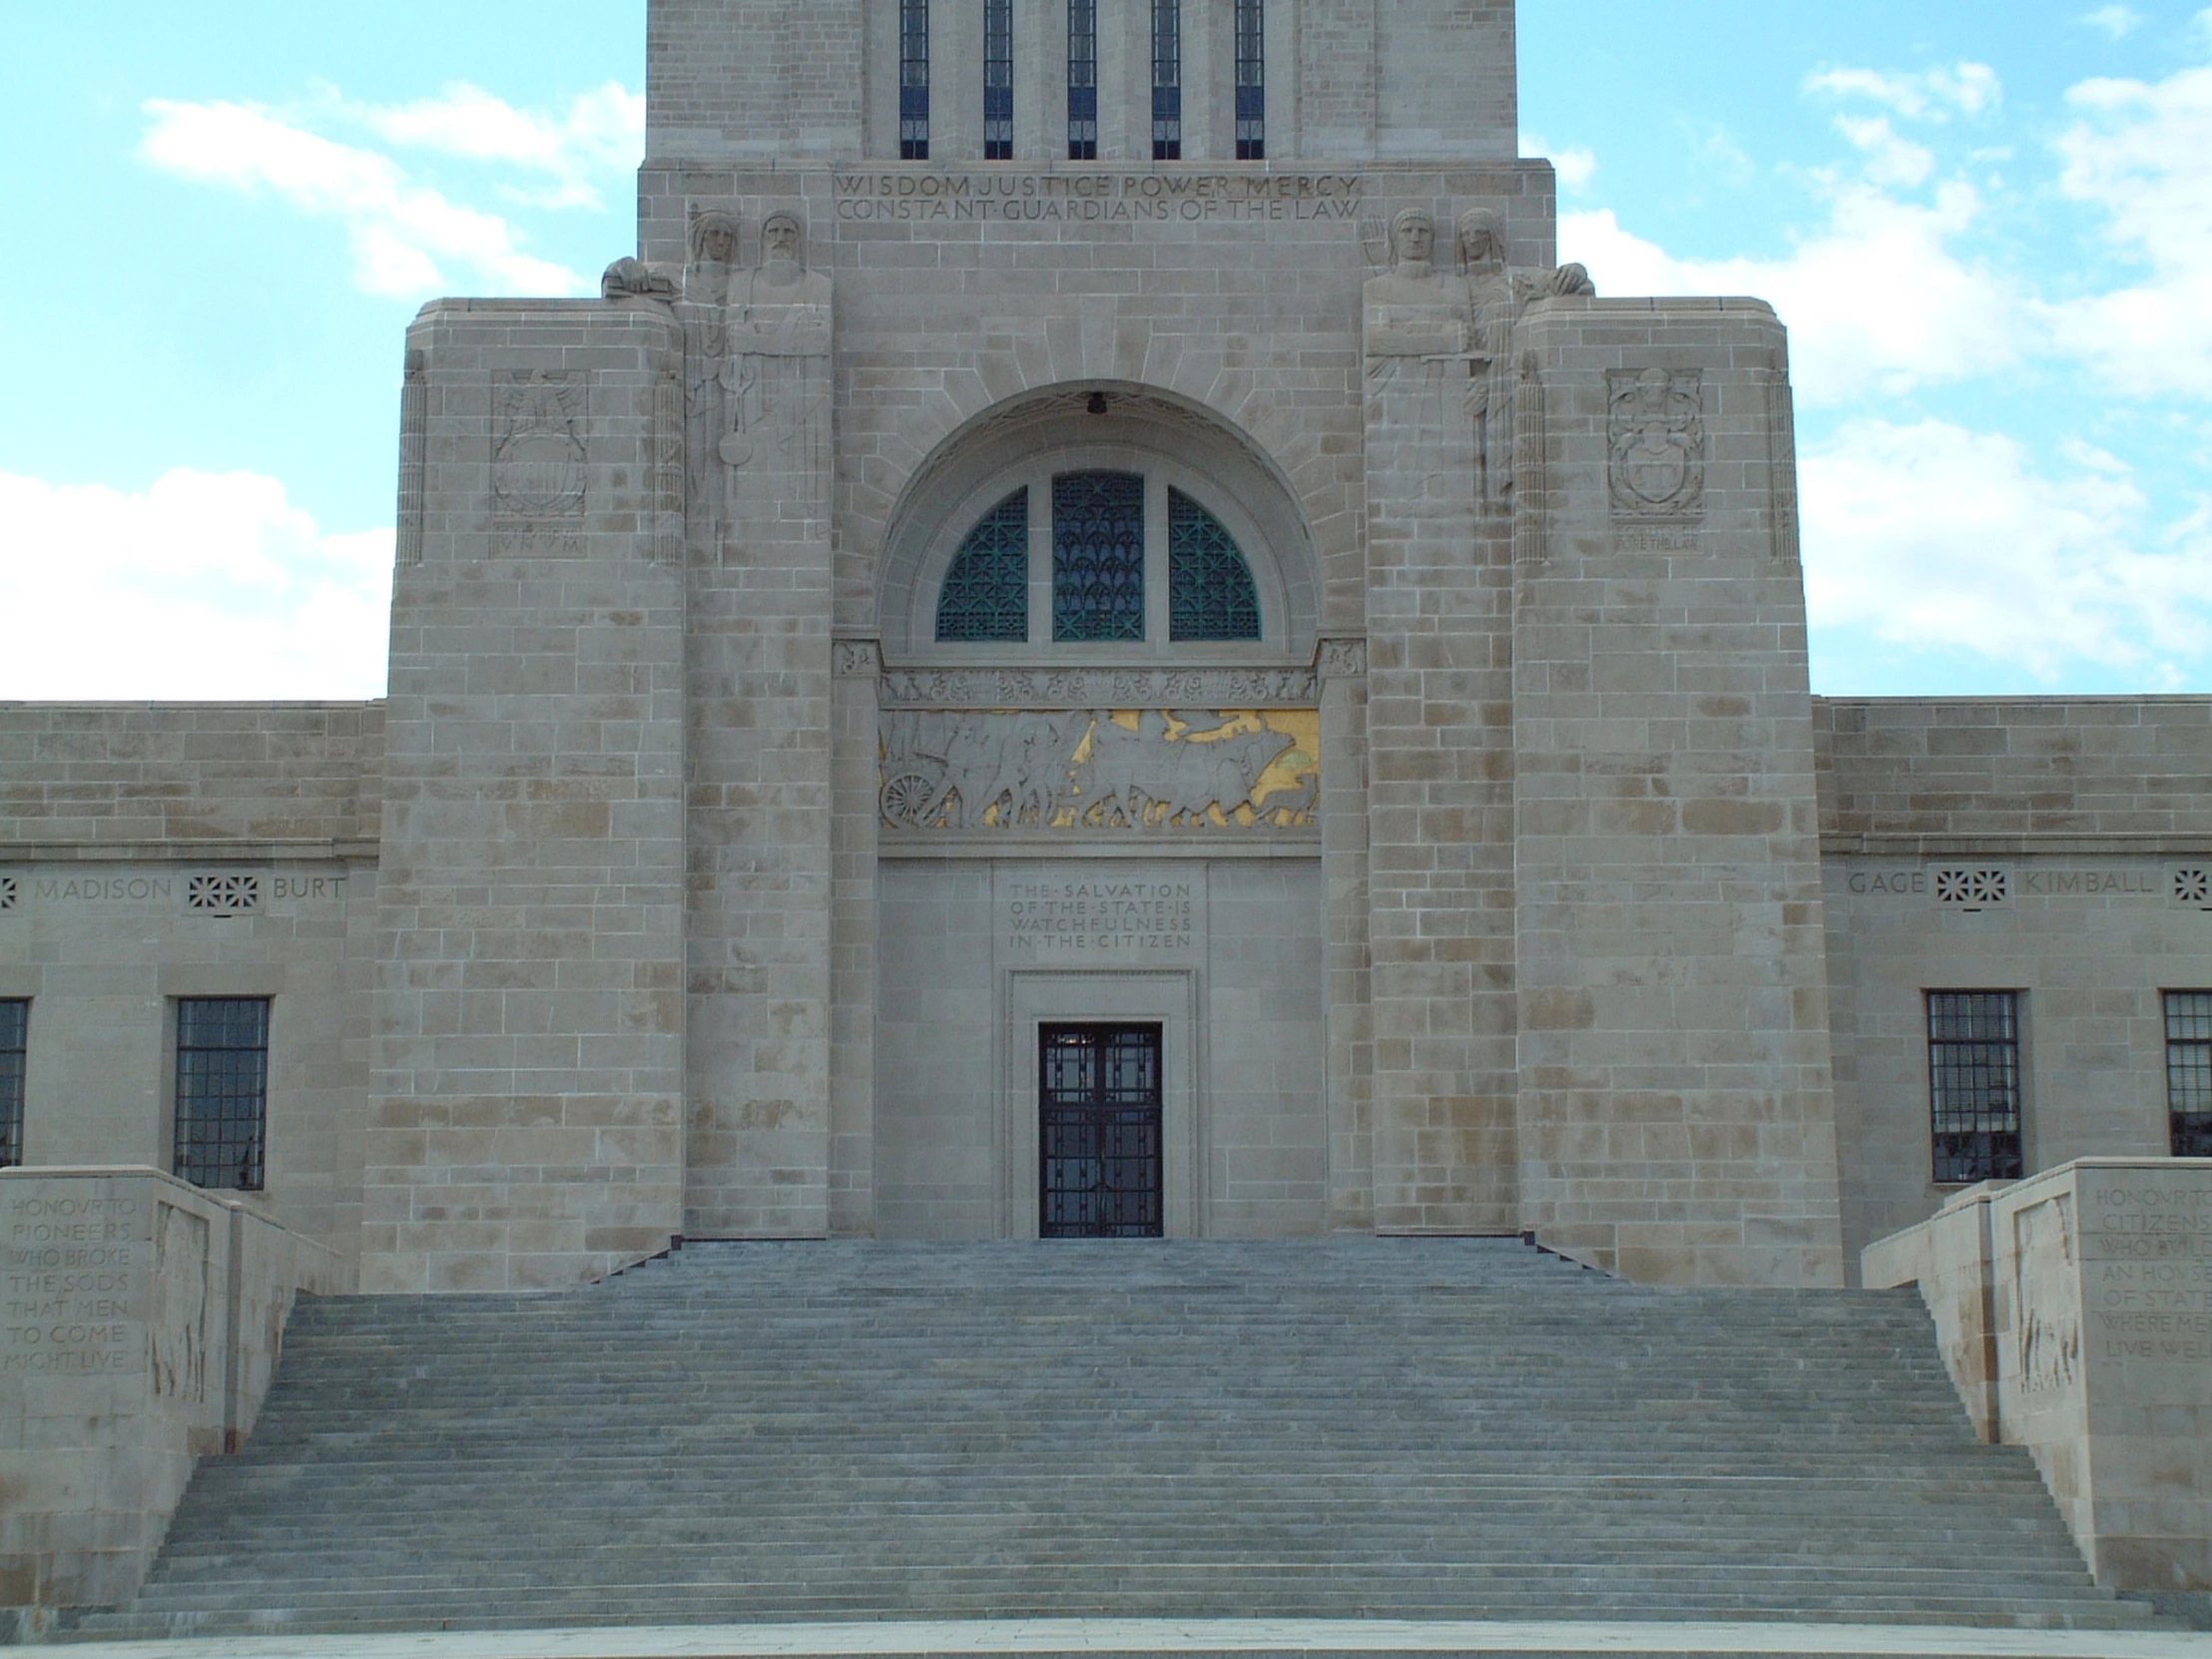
[935,489,1029,642]
[1169,489,1261,642]
[928,468,1277,652]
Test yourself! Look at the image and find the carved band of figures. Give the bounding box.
[880,710,1320,834]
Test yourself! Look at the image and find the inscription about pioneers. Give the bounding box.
[834,172,1364,224]
[997,868,1202,962]
[2,1192,138,1376]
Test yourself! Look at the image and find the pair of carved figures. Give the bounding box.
[606,211,833,528]
[1363,208,1594,506]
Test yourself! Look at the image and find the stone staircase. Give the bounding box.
[60,1240,2162,1639]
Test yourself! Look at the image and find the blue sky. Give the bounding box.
[3,3,2210,699]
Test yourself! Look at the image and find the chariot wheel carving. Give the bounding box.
[880,771,943,829]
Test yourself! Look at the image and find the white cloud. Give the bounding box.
[141,98,587,300]
[1802,419,2212,681]
[352,80,644,214]
[2081,6,2148,38]
[1833,115,1936,188]
[1561,183,2026,405]
[2043,60,2212,398]
[0,470,391,701]
[1805,62,2002,121]
[1522,132,1597,194]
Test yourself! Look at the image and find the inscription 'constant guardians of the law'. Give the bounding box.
[834,172,1365,223]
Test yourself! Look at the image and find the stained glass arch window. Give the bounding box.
[1053,471,1147,642]
[935,489,1030,642]
[1169,489,1262,642]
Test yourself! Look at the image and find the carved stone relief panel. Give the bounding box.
[150,1202,210,1404]
[1607,368,1706,520]
[2014,1193,2082,1397]
[879,710,1320,834]
[493,371,587,555]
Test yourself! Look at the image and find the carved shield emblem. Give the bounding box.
[1607,367,1706,518]
[494,373,587,517]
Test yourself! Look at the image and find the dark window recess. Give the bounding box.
[2165,991,2212,1157]
[175,997,270,1192]
[1040,1024,1164,1239]
[1929,991,2023,1185]
[1068,0,1098,159]
[984,0,1014,159]
[936,488,1031,642]
[1235,0,1266,160]
[1053,471,1146,642]
[1152,0,1182,160]
[900,0,931,160]
[0,1001,24,1170]
[1169,489,1261,641]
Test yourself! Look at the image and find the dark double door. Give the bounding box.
[1039,1024,1164,1238]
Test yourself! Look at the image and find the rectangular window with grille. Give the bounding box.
[175,997,270,1192]
[1234,0,1265,160]
[0,1000,25,1170]
[2165,991,2212,1157]
[900,0,931,161]
[1152,0,1182,160]
[984,0,1014,159]
[1928,991,2023,1185]
[1067,0,1098,159]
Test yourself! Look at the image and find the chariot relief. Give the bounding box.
[879,710,1320,832]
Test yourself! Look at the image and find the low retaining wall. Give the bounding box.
[0,1167,346,1608]
[1866,1158,2212,1592]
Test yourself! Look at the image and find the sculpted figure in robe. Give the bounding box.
[1363,210,1472,439]
[681,211,744,525]
[721,211,832,480]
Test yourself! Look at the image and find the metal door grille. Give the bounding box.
[1040,1024,1163,1238]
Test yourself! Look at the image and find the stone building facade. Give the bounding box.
[3,0,2209,1296]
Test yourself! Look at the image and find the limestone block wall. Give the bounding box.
[1511,298,1843,1288]
[0,703,382,852]
[0,1168,343,1609]
[647,0,865,162]
[363,301,689,1293]
[1816,698,2212,1272]
[1867,1160,2212,1592]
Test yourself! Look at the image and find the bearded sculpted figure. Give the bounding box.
[720,210,832,488]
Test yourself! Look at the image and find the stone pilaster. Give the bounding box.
[362,300,690,1293]
[1511,298,1844,1287]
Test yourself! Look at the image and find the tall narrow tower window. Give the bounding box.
[1235,0,1266,161]
[1152,0,1183,161]
[1068,0,1099,160]
[900,0,931,161]
[983,0,1014,160]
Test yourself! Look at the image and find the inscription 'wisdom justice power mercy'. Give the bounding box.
[834,172,1365,223]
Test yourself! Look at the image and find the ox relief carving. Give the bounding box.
[2015,1194,2082,1396]
[1608,368,1707,519]
[879,710,1320,833]
[151,1202,210,1403]
[493,372,587,554]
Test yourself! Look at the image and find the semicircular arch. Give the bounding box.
[877,382,1321,665]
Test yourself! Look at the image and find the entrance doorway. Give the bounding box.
[1039,1024,1164,1238]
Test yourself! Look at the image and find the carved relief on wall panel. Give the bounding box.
[396,349,427,566]
[2013,1194,2082,1396]
[151,1202,210,1403]
[1607,368,1707,519]
[879,710,1320,834]
[493,371,587,555]
[719,210,831,517]
[1766,366,1801,562]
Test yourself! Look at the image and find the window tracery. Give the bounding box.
[1053,472,1147,642]
[1169,490,1261,642]
[936,489,1030,642]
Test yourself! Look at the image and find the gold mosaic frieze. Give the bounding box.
[878,710,1320,832]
